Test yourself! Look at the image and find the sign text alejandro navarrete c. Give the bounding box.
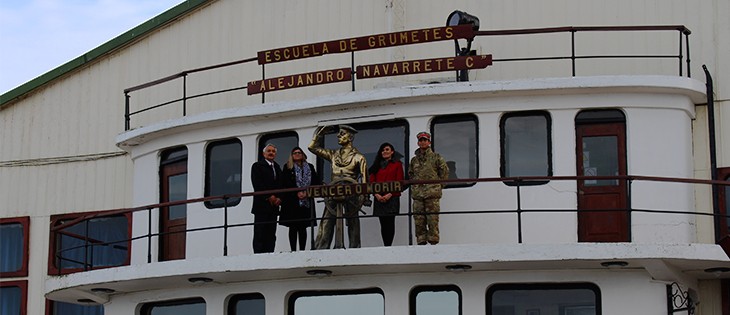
[247,24,492,95]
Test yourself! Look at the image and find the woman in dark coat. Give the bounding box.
[279,146,321,251]
[368,142,404,246]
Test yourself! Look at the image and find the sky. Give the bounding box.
[0,0,185,94]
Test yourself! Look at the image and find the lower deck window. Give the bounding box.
[289,288,384,315]
[50,301,103,315]
[229,293,265,315]
[410,285,461,315]
[1,281,26,315]
[487,283,600,315]
[141,298,205,315]
[49,213,130,274]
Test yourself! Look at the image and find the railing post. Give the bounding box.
[571,30,576,76]
[408,189,413,246]
[351,51,356,91]
[223,197,229,256]
[685,32,691,78]
[124,92,130,131]
[677,31,683,77]
[626,178,633,242]
[516,179,523,243]
[147,207,153,263]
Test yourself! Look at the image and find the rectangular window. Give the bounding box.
[228,293,265,315]
[258,131,299,167]
[432,115,478,187]
[49,300,103,315]
[501,111,552,184]
[140,298,205,315]
[1,281,27,315]
[289,289,384,315]
[1,217,29,277]
[410,285,461,315]
[48,212,130,275]
[318,120,408,184]
[487,283,600,315]
[205,138,242,208]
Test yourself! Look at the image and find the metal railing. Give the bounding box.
[123,25,691,131]
[50,174,728,275]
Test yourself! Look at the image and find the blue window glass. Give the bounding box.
[52,301,103,315]
[0,222,24,274]
[53,215,129,272]
[1,285,22,315]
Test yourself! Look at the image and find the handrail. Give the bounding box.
[50,174,730,274]
[123,25,692,130]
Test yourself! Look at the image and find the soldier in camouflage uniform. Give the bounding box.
[408,131,449,245]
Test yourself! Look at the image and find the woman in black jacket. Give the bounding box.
[279,147,321,251]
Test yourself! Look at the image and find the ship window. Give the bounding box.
[140,297,205,315]
[49,300,103,315]
[48,212,130,275]
[205,138,242,208]
[500,111,552,185]
[1,281,26,315]
[486,283,600,315]
[258,131,299,168]
[410,285,461,315]
[228,293,265,315]
[289,288,384,315]
[317,120,408,184]
[432,115,478,188]
[0,217,29,277]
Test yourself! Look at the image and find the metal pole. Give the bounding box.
[147,208,153,263]
[703,65,720,243]
[351,52,356,91]
[223,197,229,256]
[571,30,576,76]
[516,179,523,243]
[124,93,130,131]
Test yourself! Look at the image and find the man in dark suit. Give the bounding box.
[251,143,282,253]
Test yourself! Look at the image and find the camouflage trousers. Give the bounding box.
[412,198,440,245]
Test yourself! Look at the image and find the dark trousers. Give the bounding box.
[378,215,396,246]
[252,212,277,253]
[288,227,307,251]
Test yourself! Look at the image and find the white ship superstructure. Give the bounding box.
[2,1,730,314]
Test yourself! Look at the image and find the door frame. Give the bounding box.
[575,110,629,242]
[159,148,188,261]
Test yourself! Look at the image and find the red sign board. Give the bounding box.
[257,24,475,65]
[357,55,492,79]
[247,68,352,95]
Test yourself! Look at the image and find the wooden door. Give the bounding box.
[577,122,628,242]
[160,157,187,261]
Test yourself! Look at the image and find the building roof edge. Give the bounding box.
[0,0,213,107]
